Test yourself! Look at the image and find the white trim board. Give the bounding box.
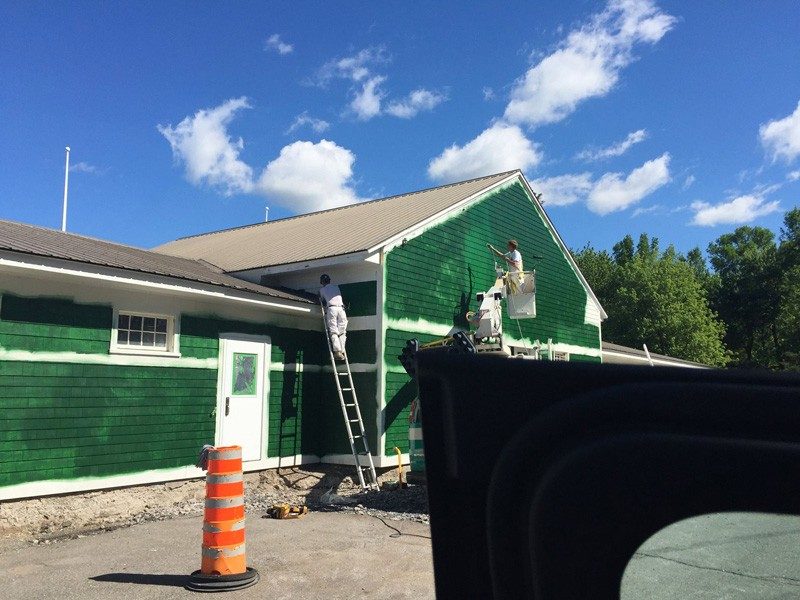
[0,253,314,316]
[321,453,410,468]
[0,345,217,369]
[602,350,708,369]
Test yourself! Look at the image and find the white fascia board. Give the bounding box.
[0,252,313,316]
[602,350,708,369]
[517,176,608,321]
[232,250,378,278]
[368,172,522,255]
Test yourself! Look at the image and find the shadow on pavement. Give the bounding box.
[90,573,187,587]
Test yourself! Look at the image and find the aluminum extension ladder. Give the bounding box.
[321,303,379,491]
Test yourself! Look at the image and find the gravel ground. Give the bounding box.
[0,465,427,546]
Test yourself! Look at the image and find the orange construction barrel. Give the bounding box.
[186,445,259,592]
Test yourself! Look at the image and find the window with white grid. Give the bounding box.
[112,311,176,354]
[552,351,570,362]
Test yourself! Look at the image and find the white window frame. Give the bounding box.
[552,351,570,362]
[110,308,181,357]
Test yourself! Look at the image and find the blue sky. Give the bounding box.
[2,1,800,256]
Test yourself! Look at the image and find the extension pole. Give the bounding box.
[61,146,70,232]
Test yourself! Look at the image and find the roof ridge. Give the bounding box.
[166,169,521,244]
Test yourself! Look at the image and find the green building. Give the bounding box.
[0,170,606,500]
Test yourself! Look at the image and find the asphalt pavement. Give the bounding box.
[2,510,800,598]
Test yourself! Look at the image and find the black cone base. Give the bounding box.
[185,567,259,592]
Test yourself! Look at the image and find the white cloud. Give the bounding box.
[160,99,364,212]
[529,173,593,206]
[265,34,293,55]
[350,76,387,120]
[760,100,800,163]
[315,47,388,85]
[256,140,362,212]
[157,97,254,196]
[631,204,664,217]
[427,123,542,183]
[69,161,99,174]
[385,89,447,118]
[286,112,330,135]
[690,194,781,227]
[315,47,444,121]
[788,170,800,182]
[576,128,647,161]
[482,86,496,101]
[587,152,671,214]
[682,174,696,190]
[504,0,676,127]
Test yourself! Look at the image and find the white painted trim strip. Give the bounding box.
[0,345,217,369]
[269,362,378,373]
[321,453,410,468]
[0,454,319,501]
[233,250,375,277]
[0,254,314,316]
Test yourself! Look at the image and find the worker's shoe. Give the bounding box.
[334,351,346,361]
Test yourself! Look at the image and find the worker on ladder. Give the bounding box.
[319,274,347,361]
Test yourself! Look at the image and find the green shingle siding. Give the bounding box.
[0,361,216,487]
[0,296,368,489]
[382,183,601,453]
[0,294,112,354]
[338,281,377,317]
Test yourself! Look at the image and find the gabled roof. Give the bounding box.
[154,170,519,272]
[0,219,315,305]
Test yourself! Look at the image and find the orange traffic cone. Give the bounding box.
[186,445,259,592]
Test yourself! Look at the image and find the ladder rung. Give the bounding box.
[352,435,362,439]
[349,418,360,422]
[341,387,352,391]
[337,372,349,376]
[345,403,356,407]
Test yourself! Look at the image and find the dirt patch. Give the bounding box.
[0,464,427,544]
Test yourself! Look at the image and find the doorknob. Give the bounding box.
[225,397,230,416]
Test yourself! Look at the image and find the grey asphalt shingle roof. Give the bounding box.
[0,219,315,305]
[154,170,519,272]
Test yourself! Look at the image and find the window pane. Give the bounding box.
[143,317,156,332]
[117,330,128,344]
[155,333,167,348]
[155,318,167,333]
[231,353,257,395]
[143,332,155,345]
[118,314,130,329]
[129,331,142,345]
[130,316,142,331]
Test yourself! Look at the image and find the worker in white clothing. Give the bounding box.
[489,239,524,293]
[319,274,347,361]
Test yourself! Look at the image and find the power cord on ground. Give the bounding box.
[370,514,431,540]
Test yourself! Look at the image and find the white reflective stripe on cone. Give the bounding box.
[206,473,244,484]
[203,520,246,533]
[201,544,246,558]
[209,448,242,460]
[205,497,244,508]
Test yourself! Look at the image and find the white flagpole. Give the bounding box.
[62,146,70,232]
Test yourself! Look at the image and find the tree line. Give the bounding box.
[572,207,800,370]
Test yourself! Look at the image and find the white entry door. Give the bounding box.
[217,337,269,463]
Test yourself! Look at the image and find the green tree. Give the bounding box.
[777,208,800,370]
[707,227,781,367]
[575,234,727,366]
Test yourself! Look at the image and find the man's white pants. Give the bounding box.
[325,306,348,354]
